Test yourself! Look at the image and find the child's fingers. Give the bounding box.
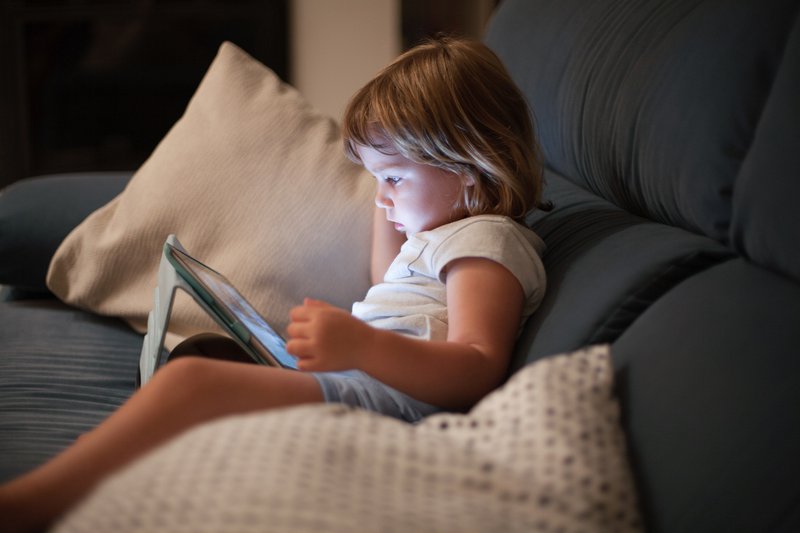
[289,300,326,323]
[285,338,312,358]
[288,306,305,322]
[289,302,318,322]
[303,297,332,308]
[285,321,306,340]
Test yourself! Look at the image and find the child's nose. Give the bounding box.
[374,186,392,209]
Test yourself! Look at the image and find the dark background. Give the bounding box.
[0,0,497,190]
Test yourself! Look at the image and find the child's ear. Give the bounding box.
[462,174,476,187]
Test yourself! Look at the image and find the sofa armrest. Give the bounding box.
[0,172,132,291]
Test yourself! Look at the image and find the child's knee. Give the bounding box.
[150,356,219,400]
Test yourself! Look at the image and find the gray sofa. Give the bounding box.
[2,0,799,530]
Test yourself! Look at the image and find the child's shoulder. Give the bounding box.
[408,215,545,278]
[422,215,545,255]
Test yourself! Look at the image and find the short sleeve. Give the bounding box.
[422,217,546,308]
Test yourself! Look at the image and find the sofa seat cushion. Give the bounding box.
[0,299,140,482]
[612,259,800,532]
[516,172,733,370]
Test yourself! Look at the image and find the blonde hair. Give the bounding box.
[342,37,545,221]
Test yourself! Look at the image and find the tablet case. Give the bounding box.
[138,234,254,386]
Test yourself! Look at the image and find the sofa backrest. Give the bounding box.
[487,0,799,255]
[486,0,800,531]
[730,7,800,281]
[486,0,800,367]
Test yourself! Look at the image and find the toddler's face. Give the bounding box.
[357,144,470,236]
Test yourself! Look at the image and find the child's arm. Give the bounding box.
[286,257,524,411]
[370,206,406,284]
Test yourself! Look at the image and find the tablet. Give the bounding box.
[164,243,298,370]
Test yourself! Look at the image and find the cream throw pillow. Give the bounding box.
[54,345,643,532]
[46,42,375,344]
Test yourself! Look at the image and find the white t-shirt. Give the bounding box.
[352,215,546,341]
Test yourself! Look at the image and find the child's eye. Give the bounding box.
[384,176,402,185]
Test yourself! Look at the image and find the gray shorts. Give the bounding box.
[312,370,442,423]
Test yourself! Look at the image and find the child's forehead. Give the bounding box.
[359,130,399,153]
[357,144,425,174]
[357,145,406,167]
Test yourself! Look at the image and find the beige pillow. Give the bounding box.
[55,345,643,532]
[46,42,375,344]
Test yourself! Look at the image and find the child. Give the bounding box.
[0,36,547,530]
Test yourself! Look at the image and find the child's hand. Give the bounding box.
[286,298,376,372]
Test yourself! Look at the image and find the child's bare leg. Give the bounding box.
[0,357,323,532]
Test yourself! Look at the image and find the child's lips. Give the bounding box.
[388,217,404,231]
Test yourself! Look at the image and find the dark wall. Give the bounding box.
[0,0,288,189]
